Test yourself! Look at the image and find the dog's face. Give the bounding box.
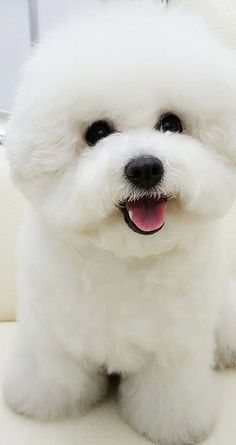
[7,1,236,257]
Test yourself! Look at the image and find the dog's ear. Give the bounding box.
[193,43,236,169]
[213,50,236,168]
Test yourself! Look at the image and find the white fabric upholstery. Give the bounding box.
[1,0,236,443]
[0,148,24,321]
[1,323,236,445]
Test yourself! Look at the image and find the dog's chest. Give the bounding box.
[79,255,165,371]
[50,240,222,374]
[66,248,212,373]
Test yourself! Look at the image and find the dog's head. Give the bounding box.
[7,1,236,257]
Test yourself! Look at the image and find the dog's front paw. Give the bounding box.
[119,367,218,445]
[3,349,107,419]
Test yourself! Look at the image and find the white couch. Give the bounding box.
[1,1,236,443]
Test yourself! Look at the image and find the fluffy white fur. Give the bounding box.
[3,1,236,444]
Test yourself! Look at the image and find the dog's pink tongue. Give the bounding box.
[126,198,167,232]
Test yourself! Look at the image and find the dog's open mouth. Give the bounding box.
[118,197,167,235]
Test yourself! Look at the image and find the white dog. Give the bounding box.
[3,1,236,444]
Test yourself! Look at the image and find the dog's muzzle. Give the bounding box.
[118,156,167,235]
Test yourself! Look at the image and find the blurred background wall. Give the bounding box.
[0,0,89,112]
[0,0,30,112]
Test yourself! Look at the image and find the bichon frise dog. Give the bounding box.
[3,1,236,444]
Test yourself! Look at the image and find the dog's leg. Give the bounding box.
[3,217,108,419]
[215,280,236,369]
[3,332,107,419]
[119,349,219,445]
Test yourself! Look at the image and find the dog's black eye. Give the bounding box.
[85,120,114,146]
[156,113,183,134]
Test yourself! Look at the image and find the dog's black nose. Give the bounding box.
[125,156,164,189]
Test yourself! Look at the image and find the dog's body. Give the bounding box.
[3,1,236,444]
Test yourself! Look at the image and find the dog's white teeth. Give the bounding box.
[128,210,133,220]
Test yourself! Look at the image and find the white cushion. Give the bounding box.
[0,148,24,321]
[1,322,236,445]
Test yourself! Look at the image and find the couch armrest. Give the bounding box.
[0,147,24,321]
